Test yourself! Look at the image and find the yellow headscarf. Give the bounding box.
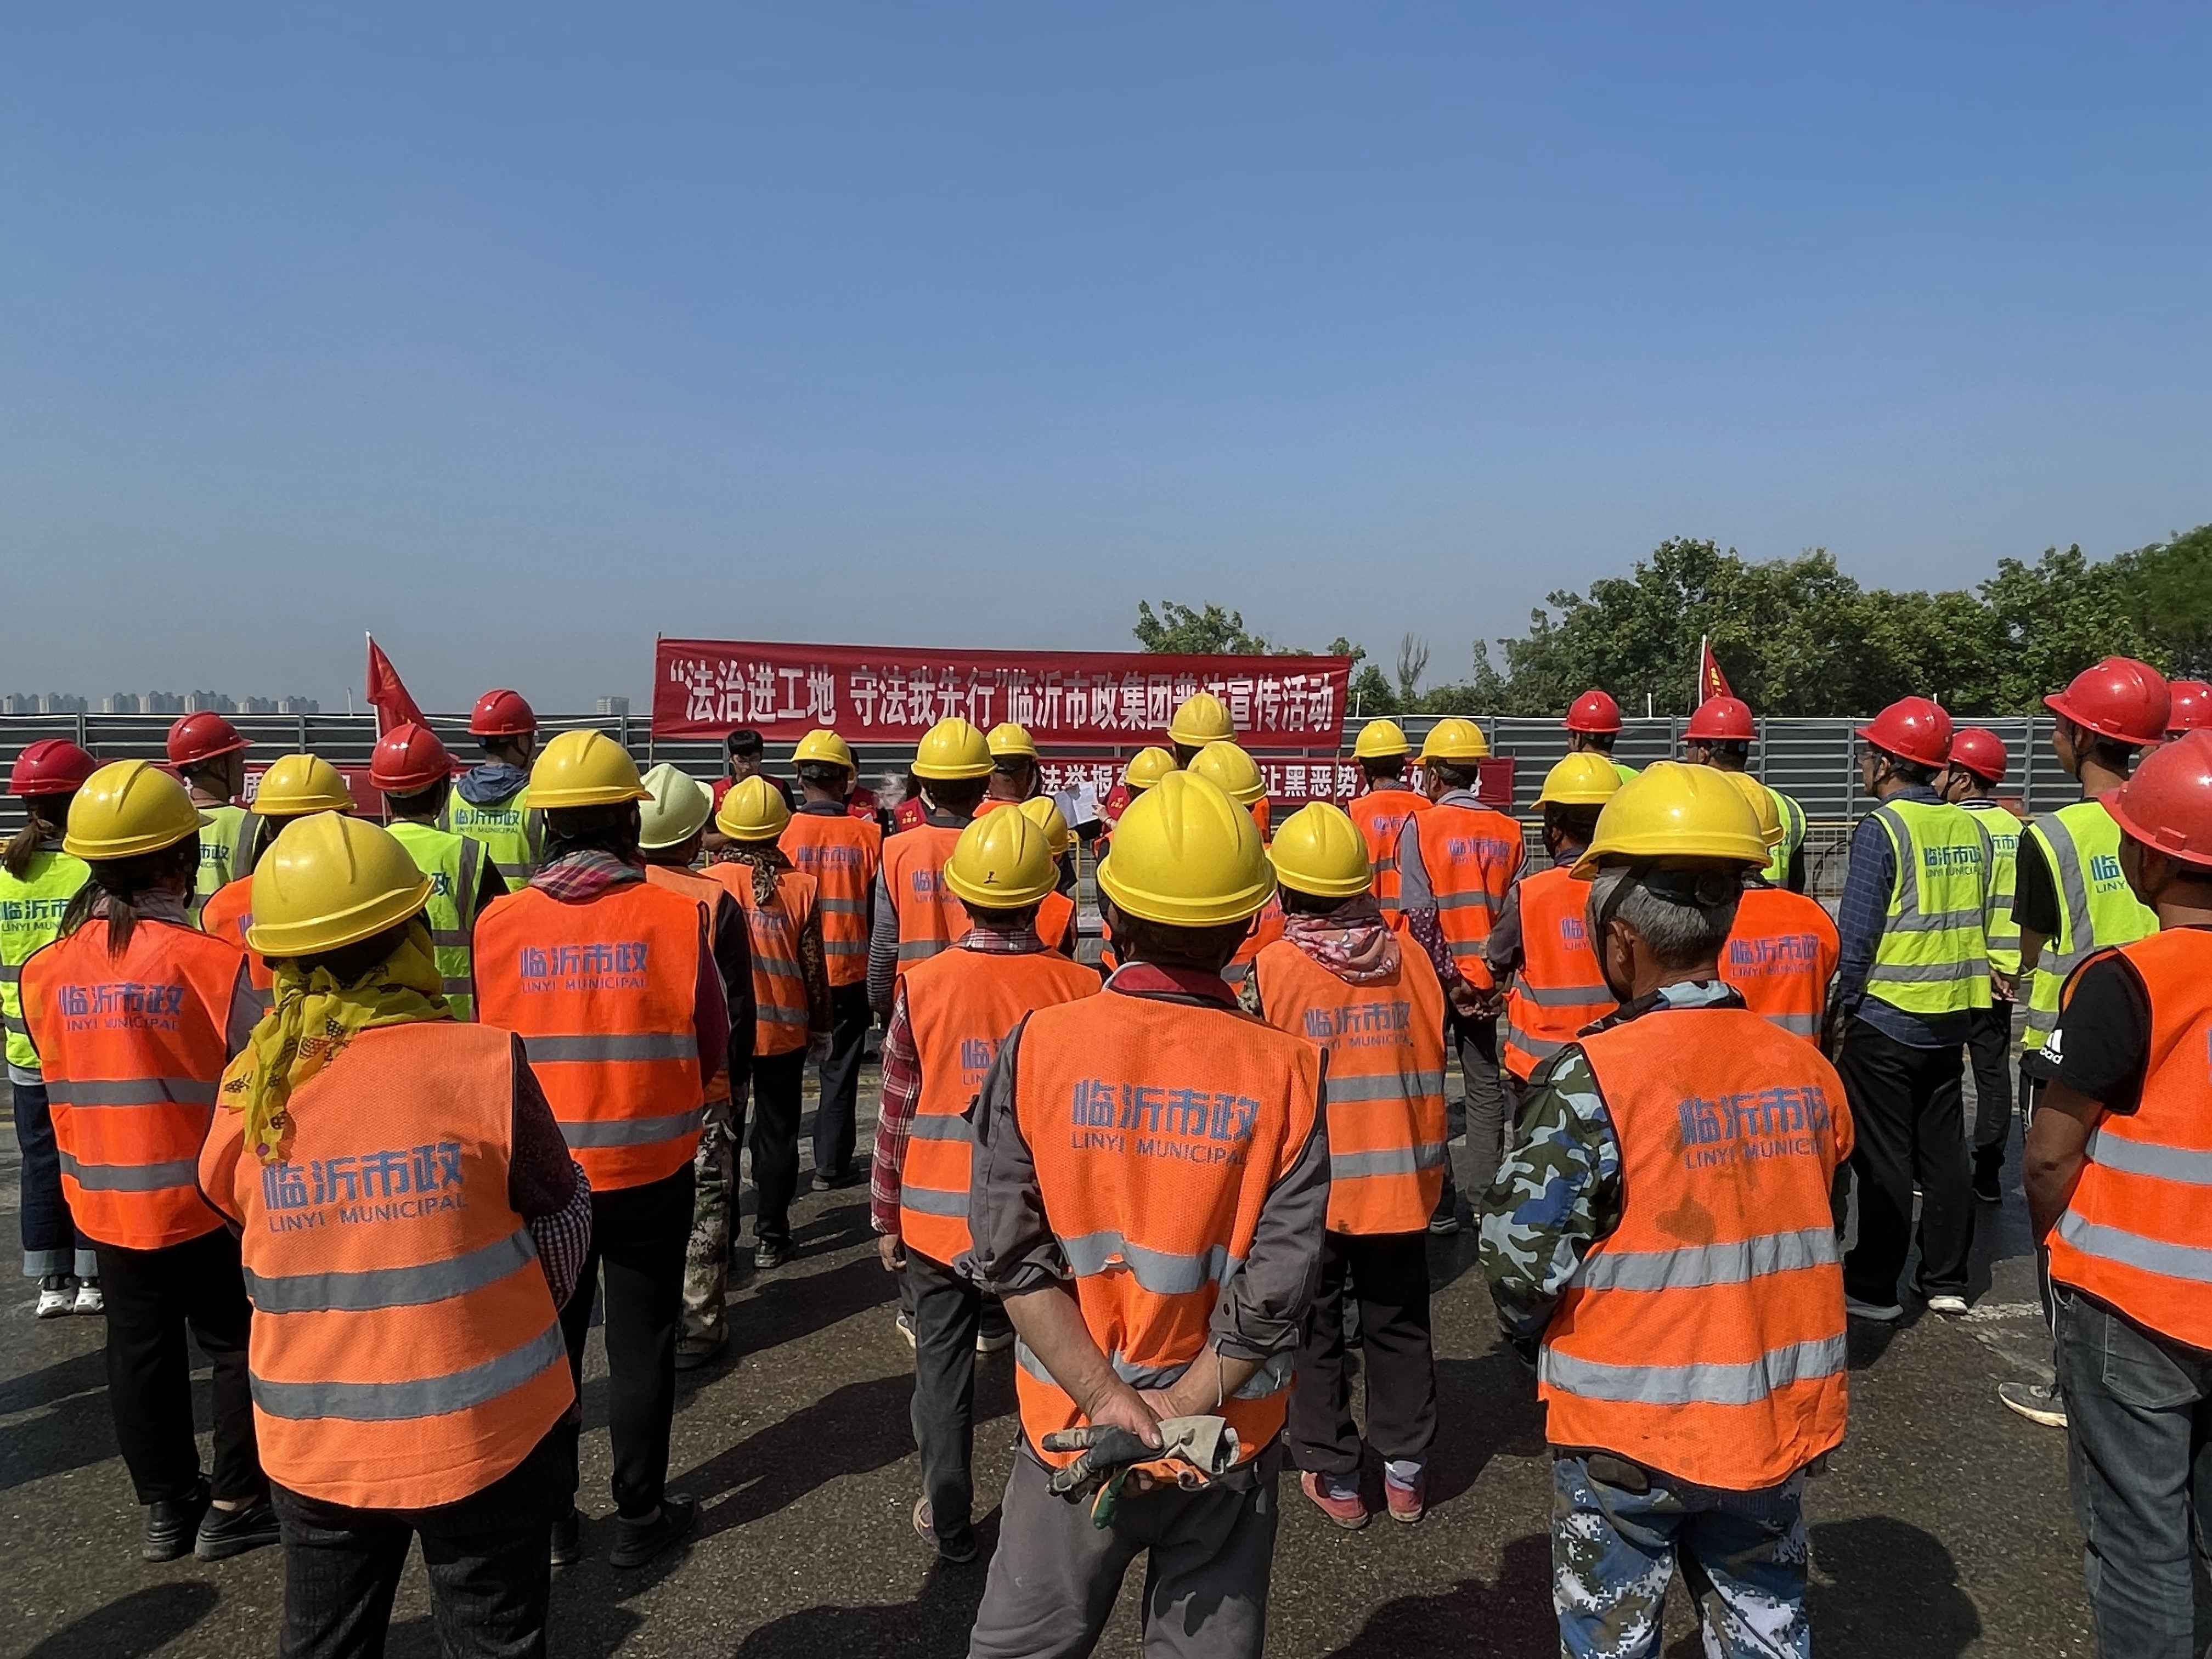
[218,919,450,1164]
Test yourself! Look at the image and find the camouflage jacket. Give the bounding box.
[1477,979,1747,1357]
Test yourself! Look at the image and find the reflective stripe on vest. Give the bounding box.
[708,862,816,1057]
[1543,1007,1851,1489]
[20,918,239,1249]
[1502,866,1615,1082]
[2045,933,2212,1347]
[882,824,967,971]
[780,813,882,988]
[2021,802,2158,1050]
[1253,937,1448,1233]
[1,848,88,1071]
[1762,788,1806,887]
[1960,800,2023,979]
[1016,1339,1294,1401]
[1719,885,1839,1046]
[198,1021,574,1509]
[1349,788,1429,910]
[898,946,1101,1265]
[388,821,483,1021]
[439,786,540,890]
[1402,802,1522,987]
[1866,800,1992,1016]
[191,803,249,920]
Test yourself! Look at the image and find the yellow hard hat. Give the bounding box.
[912,718,993,781]
[944,808,1057,909]
[1573,761,1770,878]
[1420,718,1490,762]
[1097,771,1274,927]
[1017,794,1073,857]
[639,763,712,850]
[64,760,205,861]
[1267,802,1372,898]
[1536,753,1626,809]
[1122,746,1176,793]
[246,814,432,957]
[253,754,353,820]
[1188,741,1266,806]
[1719,770,1784,849]
[987,721,1039,762]
[531,729,651,809]
[1168,691,1235,748]
[792,729,856,771]
[1352,719,1412,760]
[716,774,791,841]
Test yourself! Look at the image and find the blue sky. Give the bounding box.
[5,4,2207,711]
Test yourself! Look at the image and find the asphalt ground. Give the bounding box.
[2,1059,2094,1658]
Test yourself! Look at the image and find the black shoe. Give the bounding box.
[195,1497,280,1561]
[611,1497,696,1570]
[1972,1161,2003,1204]
[810,1166,865,1192]
[753,1241,789,1271]
[142,1481,211,1562]
[550,1508,582,1567]
[675,1334,726,1372]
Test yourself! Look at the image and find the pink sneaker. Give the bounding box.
[1384,1471,1426,1525]
[1299,1471,1369,1530]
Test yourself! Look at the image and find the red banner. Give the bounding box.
[653,639,1353,749]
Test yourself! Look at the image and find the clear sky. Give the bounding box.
[6,4,2207,712]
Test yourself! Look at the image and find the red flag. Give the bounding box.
[1697,635,1735,705]
[365,635,427,736]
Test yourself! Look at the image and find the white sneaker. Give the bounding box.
[74,1280,105,1315]
[895,1309,916,1350]
[1844,1296,1903,1323]
[975,1327,1014,1356]
[35,1280,72,1319]
[1926,1294,1969,1317]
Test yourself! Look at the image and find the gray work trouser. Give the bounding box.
[967,1442,1283,1659]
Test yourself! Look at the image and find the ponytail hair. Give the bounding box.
[2,795,74,881]
[59,838,199,957]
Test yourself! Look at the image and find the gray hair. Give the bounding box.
[1585,866,1742,970]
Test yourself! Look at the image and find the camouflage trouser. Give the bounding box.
[1552,1453,1810,1658]
[681,1097,737,1345]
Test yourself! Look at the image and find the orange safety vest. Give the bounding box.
[200,874,274,1007]
[1401,802,1524,989]
[474,882,708,1192]
[2046,933,2212,1349]
[1348,787,1431,911]
[1721,886,1840,1045]
[780,811,883,989]
[1221,895,1285,989]
[1037,888,1077,958]
[198,1022,573,1510]
[1250,797,1272,843]
[644,863,731,1102]
[881,823,967,973]
[1501,866,1617,1082]
[1253,939,1447,1233]
[21,918,242,1250]
[898,947,1100,1265]
[1011,992,1323,1472]
[1543,1008,1853,1489]
[706,861,817,1058]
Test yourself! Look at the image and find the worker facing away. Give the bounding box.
[1166,689,1235,769]
[986,721,1044,804]
[2024,730,2212,1659]
[441,687,544,890]
[1564,688,1640,786]
[869,718,995,1018]
[199,754,357,1014]
[1391,716,1523,1234]
[1016,796,1081,957]
[1488,754,1620,1104]
[20,760,277,1564]
[1344,718,1431,911]
[1939,726,2024,1201]
[1095,745,1176,860]
[473,729,729,1570]
[781,729,884,1190]
[1243,803,1447,1531]
[369,721,506,1020]
[1683,695,1808,892]
[1478,761,1853,1659]
[636,764,755,1368]
[1186,742,1282,983]
[3,741,100,1317]
[868,808,1099,1564]
[707,776,833,1271]
[1833,698,1997,1323]
[1714,770,1840,1045]
[962,770,1327,1659]
[2164,678,2211,738]
[199,813,588,1659]
[167,711,253,919]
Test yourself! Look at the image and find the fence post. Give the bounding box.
[1757,715,1768,781]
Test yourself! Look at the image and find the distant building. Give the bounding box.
[144,692,185,715]
[597,696,631,717]
[278,696,320,715]
[101,693,141,714]
[240,696,280,714]
[40,694,87,715]
[184,690,238,714]
[1,695,35,715]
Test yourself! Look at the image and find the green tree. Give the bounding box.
[1132,600,1276,654]
[2119,526,2212,678]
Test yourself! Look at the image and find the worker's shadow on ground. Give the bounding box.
[24,1582,219,1659]
[0,1346,117,1494]
[1424,1351,1546,1509]
[723,1550,996,1658]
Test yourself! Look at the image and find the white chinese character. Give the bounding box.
[1338,763,1360,797]
[1307,676,1336,731]
[1253,675,1283,733]
[747,663,777,722]
[937,668,963,724]
[906,669,937,726]
[1007,670,1037,728]
[1146,674,1173,729]
[1279,673,1310,732]
[1118,673,1146,732]
[1040,674,1063,731]
[969,673,997,729]
[1173,674,1200,706]
[1284,764,1308,798]
[1039,762,1064,792]
[1088,675,1116,731]
[1226,677,1254,727]
[879,670,909,727]
[849,668,881,727]
[807,668,837,722]
[777,667,809,720]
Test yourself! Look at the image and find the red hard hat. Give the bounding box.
[2103,730,2212,870]
[369,723,455,793]
[2044,656,2169,748]
[469,688,537,738]
[8,739,99,799]
[166,711,249,768]
[1858,697,1954,769]
[1565,689,1622,735]
[1946,726,2008,785]
[1685,696,1755,742]
[2165,679,2212,737]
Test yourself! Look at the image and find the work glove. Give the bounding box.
[1041,1415,1242,1528]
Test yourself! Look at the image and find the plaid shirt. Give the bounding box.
[870,927,1047,1238]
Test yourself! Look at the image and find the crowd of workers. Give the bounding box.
[2,662,2210,1659]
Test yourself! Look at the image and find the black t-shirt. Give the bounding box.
[2042,952,2150,1114]
[2012,832,2060,938]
